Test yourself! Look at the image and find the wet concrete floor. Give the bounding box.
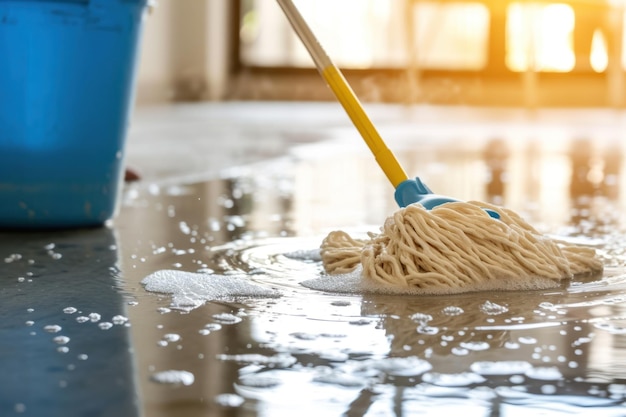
[2,103,626,416]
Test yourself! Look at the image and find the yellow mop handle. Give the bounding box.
[276,0,409,188]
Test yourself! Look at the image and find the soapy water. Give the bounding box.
[150,370,195,386]
[6,152,621,415]
[140,231,626,415]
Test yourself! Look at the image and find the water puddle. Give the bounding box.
[136,228,626,415]
[122,133,626,416]
[5,131,625,416]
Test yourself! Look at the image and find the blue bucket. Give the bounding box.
[0,0,150,228]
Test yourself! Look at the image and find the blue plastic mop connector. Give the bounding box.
[394,177,500,219]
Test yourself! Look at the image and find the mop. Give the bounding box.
[277,0,603,294]
[320,203,602,294]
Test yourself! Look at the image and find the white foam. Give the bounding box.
[422,372,486,387]
[214,393,245,407]
[459,341,490,351]
[216,353,297,368]
[525,366,563,381]
[43,325,62,333]
[142,270,281,310]
[441,306,464,316]
[313,372,365,387]
[238,374,282,388]
[112,315,129,325]
[162,333,181,342]
[283,249,322,262]
[98,322,113,330]
[150,370,195,386]
[480,301,509,315]
[300,265,560,296]
[300,267,364,294]
[53,336,70,345]
[212,313,243,324]
[470,361,533,376]
[365,357,432,377]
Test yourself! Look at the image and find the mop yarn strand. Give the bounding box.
[320,202,603,294]
[320,231,369,274]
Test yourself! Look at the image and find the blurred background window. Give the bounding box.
[506,3,577,72]
[133,0,626,106]
[239,0,490,70]
[239,0,621,73]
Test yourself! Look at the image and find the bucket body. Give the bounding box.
[0,0,149,228]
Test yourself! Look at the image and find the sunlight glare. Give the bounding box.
[294,0,394,68]
[507,3,575,72]
[591,29,609,72]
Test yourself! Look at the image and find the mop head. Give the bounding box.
[320,201,603,294]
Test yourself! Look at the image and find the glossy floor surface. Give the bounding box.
[2,103,626,416]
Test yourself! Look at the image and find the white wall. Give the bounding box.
[134,0,233,105]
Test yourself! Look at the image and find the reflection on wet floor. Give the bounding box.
[0,230,138,416]
[118,132,626,416]
[2,109,626,416]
